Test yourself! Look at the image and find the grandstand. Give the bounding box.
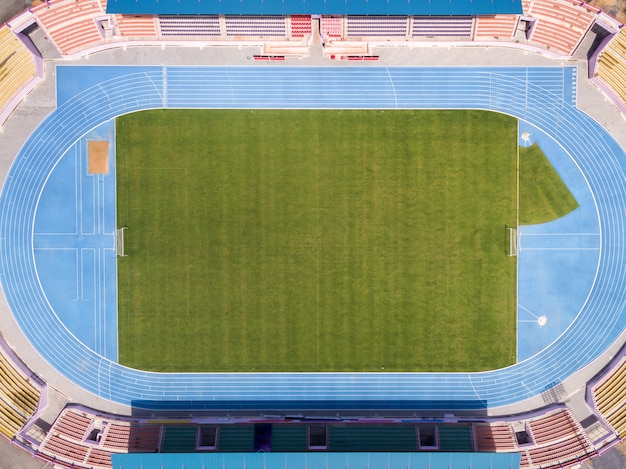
[524,0,598,55]
[26,404,608,468]
[0,341,43,441]
[591,357,626,439]
[0,0,601,58]
[0,25,41,125]
[594,27,626,109]
[33,0,108,56]
[0,0,625,468]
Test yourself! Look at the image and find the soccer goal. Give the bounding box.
[506,226,518,257]
[116,227,127,257]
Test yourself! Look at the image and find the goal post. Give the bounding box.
[116,227,127,257]
[506,225,518,257]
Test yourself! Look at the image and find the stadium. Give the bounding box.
[0,0,625,468]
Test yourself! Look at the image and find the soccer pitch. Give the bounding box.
[116,109,518,373]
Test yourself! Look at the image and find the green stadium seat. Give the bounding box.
[329,425,418,452]
[217,426,255,452]
[271,425,308,451]
[438,426,474,452]
[161,426,198,453]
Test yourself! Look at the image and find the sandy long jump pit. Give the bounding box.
[88,140,108,174]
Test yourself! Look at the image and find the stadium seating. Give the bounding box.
[438,426,474,451]
[37,409,100,467]
[39,434,91,466]
[474,15,518,39]
[596,29,626,107]
[518,409,595,468]
[87,447,112,467]
[346,16,409,37]
[217,425,255,452]
[321,16,344,39]
[37,408,166,467]
[224,16,287,37]
[525,0,596,55]
[101,422,161,452]
[289,15,312,38]
[0,349,41,439]
[34,0,106,55]
[412,17,473,38]
[0,26,38,121]
[328,425,419,452]
[270,425,308,451]
[115,15,158,38]
[54,409,93,441]
[592,358,626,438]
[158,16,221,37]
[17,2,603,59]
[161,426,198,453]
[25,403,605,468]
[473,409,597,467]
[521,434,595,468]
[527,408,581,445]
[473,423,518,451]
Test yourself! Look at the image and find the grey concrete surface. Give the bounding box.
[0,0,31,24]
[0,436,49,469]
[581,441,626,469]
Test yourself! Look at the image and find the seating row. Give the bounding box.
[474,15,518,39]
[525,0,596,54]
[527,408,582,445]
[595,29,626,106]
[224,16,287,37]
[592,357,626,438]
[346,16,409,37]
[159,16,221,37]
[521,434,595,468]
[54,409,93,441]
[596,52,626,105]
[412,17,473,38]
[34,0,105,55]
[321,16,344,38]
[473,423,518,451]
[37,408,163,468]
[290,15,312,37]
[116,15,158,38]
[39,434,113,468]
[473,409,595,468]
[0,26,38,119]
[0,347,41,439]
[101,422,161,451]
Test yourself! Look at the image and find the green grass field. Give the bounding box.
[116,109,519,372]
[519,143,579,225]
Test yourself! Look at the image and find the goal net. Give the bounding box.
[506,226,518,257]
[116,227,127,257]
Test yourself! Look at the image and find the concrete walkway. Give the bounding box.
[0,0,31,24]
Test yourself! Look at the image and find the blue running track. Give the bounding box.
[1,66,625,410]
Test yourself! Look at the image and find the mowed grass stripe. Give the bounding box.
[117,109,517,372]
[519,143,579,225]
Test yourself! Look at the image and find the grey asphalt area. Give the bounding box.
[0,0,31,24]
[0,436,48,469]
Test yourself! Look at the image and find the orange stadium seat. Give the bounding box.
[35,0,106,55]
